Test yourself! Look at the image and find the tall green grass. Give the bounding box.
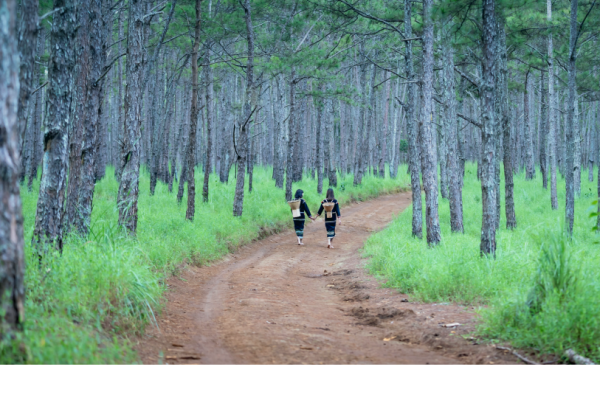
[1,165,408,364]
[363,163,600,361]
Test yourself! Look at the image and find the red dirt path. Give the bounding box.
[136,192,517,364]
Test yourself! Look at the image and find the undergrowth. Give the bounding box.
[363,163,600,362]
[0,165,408,364]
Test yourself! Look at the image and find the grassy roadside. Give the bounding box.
[0,166,408,364]
[363,163,600,362]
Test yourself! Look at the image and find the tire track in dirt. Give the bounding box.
[136,192,517,365]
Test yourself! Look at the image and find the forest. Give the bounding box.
[1,0,599,365]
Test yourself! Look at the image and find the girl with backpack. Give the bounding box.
[316,188,341,249]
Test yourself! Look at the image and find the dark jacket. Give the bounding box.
[317,198,340,222]
[292,199,312,220]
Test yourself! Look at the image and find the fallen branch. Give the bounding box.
[565,349,595,365]
[496,346,540,365]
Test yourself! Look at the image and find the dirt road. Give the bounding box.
[137,192,516,365]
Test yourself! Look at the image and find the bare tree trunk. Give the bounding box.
[525,71,535,180]
[72,0,108,235]
[353,44,367,186]
[65,0,91,234]
[273,74,285,188]
[33,0,77,249]
[17,0,38,179]
[117,0,146,233]
[480,0,497,256]
[26,28,45,191]
[574,93,581,196]
[326,85,337,187]
[442,27,463,233]
[185,0,203,220]
[540,70,548,189]
[565,0,577,234]
[496,23,516,230]
[547,0,558,210]
[421,0,441,246]
[203,49,213,202]
[233,0,254,216]
[315,84,324,194]
[404,0,422,239]
[285,74,297,201]
[0,0,25,337]
[114,9,124,179]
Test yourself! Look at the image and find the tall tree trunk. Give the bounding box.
[76,0,106,234]
[326,86,337,187]
[525,71,535,180]
[565,0,577,234]
[233,0,254,216]
[0,0,25,336]
[117,0,146,233]
[442,28,463,233]
[480,0,497,256]
[421,0,441,246]
[273,74,285,188]
[340,99,347,176]
[540,70,548,188]
[26,28,45,191]
[574,93,581,196]
[315,84,324,194]
[17,0,39,178]
[353,44,367,186]
[498,22,516,229]
[114,9,124,179]
[33,0,77,249]
[547,0,558,210]
[185,0,203,220]
[285,74,297,201]
[65,0,91,234]
[203,49,213,202]
[404,0,422,239]
[379,72,390,178]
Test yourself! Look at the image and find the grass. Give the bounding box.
[0,165,408,364]
[363,163,600,362]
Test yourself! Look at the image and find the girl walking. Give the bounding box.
[291,189,315,245]
[316,188,341,249]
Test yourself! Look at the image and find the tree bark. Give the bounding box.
[574,92,581,196]
[16,0,39,179]
[0,0,25,337]
[326,85,337,187]
[33,0,77,249]
[540,70,548,189]
[233,0,254,216]
[525,71,535,180]
[442,27,463,233]
[114,8,124,179]
[285,74,298,201]
[480,0,497,256]
[315,83,324,194]
[421,0,441,246]
[117,0,147,233]
[203,49,213,202]
[273,74,285,188]
[565,0,577,234]
[404,0,422,239]
[185,0,203,220]
[353,44,368,186]
[547,0,558,210]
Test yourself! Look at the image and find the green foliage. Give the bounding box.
[364,163,600,362]
[1,166,408,364]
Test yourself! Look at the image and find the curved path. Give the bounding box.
[137,192,514,365]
